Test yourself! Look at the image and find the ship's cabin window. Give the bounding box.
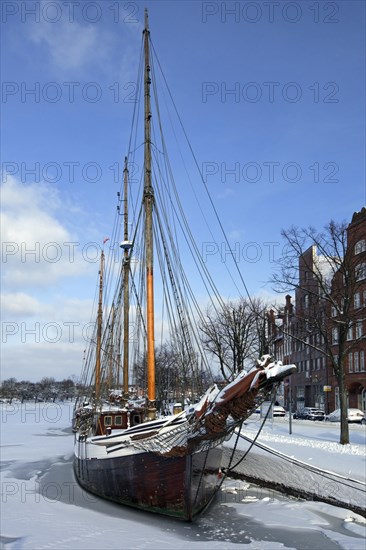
[132,414,141,425]
[104,416,112,426]
[115,415,122,425]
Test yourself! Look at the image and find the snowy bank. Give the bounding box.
[223,416,366,516]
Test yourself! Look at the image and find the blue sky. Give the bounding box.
[1,0,365,382]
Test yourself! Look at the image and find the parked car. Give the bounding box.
[293,407,325,421]
[324,408,365,423]
[254,404,286,417]
[273,405,286,417]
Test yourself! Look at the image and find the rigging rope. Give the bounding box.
[223,391,276,474]
[79,30,282,398]
[149,39,278,341]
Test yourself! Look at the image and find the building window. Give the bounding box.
[304,294,309,308]
[354,292,361,309]
[348,353,353,372]
[355,239,366,255]
[115,415,122,425]
[332,327,338,344]
[356,262,366,281]
[296,387,305,400]
[347,325,353,341]
[356,321,363,339]
[104,416,112,426]
[360,351,365,372]
[331,305,337,317]
[354,352,359,372]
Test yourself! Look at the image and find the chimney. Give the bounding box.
[285,295,293,315]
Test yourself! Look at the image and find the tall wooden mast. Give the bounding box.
[95,250,104,400]
[122,156,130,396]
[143,9,156,420]
[107,303,115,388]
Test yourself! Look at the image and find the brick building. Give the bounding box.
[327,208,366,412]
[270,208,366,414]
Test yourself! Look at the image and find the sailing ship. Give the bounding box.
[73,10,296,521]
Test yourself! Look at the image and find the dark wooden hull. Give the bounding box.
[74,443,223,521]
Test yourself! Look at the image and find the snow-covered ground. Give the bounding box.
[1,402,365,549]
[223,415,366,514]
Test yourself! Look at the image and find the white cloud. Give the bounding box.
[2,341,84,382]
[228,229,244,240]
[26,4,141,79]
[1,175,92,289]
[29,15,101,73]
[1,292,41,317]
[1,292,93,322]
[2,190,67,246]
[1,294,95,381]
[0,176,116,382]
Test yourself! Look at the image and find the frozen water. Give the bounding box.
[1,402,365,549]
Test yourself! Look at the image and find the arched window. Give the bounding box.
[355,240,366,255]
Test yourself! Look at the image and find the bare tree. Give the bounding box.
[272,221,366,445]
[199,298,268,382]
[39,377,57,401]
[132,343,200,410]
[0,377,18,403]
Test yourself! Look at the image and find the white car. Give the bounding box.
[254,405,286,417]
[325,408,364,423]
[273,405,286,417]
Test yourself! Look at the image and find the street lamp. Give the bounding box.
[285,378,293,435]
